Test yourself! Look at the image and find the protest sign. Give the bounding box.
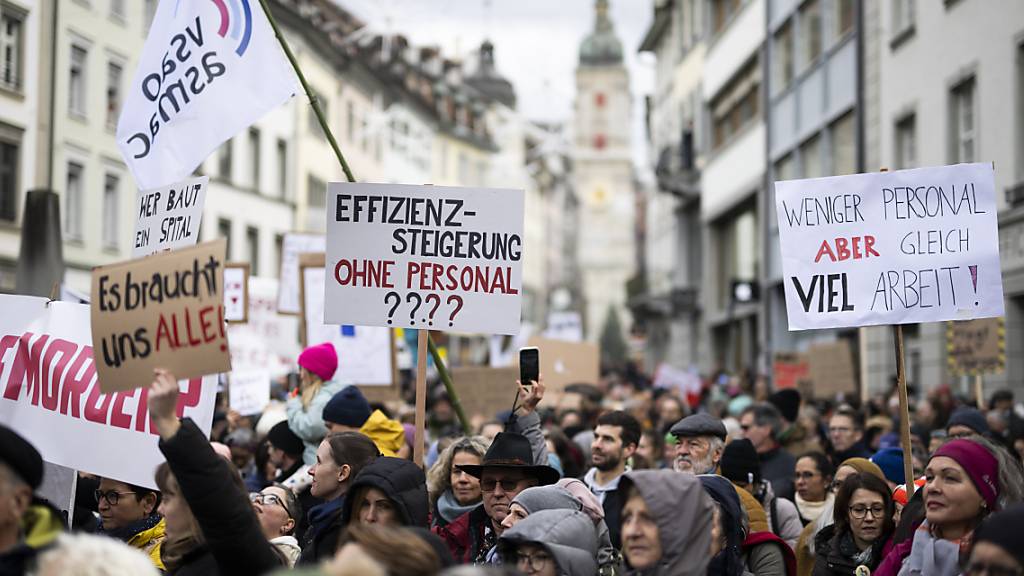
[229,369,270,415]
[116,0,296,190]
[524,336,599,394]
[773,351,810,390]
[132,176,208,257]
[300,253,393,385]
[775,163,1003,330]
[277,233,325,315]
[91,239,231,393]
[450,366,518,421]
[0,295,217,489]
[324,183,524,335]
[544,311,583,342]
[224,263,249,323]
[947,317,1005,375]
[227,276,300,377]
[806,340,857,398]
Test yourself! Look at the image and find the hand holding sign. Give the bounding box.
[148,368,181,440]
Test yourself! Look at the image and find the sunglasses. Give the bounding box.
[481,478,527,493]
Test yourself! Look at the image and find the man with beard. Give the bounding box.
[584,410,641,549]
[669,413,727,475]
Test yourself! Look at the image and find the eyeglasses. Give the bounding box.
[740,424,752,431]
[249,493,291,518]
[516,551,553,570]
[965,561,1024,576]
[794,471,819,481]
[849,505,886,519]
[481,477,527,493]
[95,490,136,506]
[829,427,854,435]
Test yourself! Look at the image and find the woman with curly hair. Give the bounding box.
[427,436,489,528]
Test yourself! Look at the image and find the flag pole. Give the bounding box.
[256,0,472,440]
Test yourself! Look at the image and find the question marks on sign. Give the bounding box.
[407,293,423,325]
[446,295,464,327]
[425,294,442,326]
[384,292,400,324]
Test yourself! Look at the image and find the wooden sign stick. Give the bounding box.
[414,329,428,467]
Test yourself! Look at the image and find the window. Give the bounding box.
[711,0,741,35]
[276,139,287,198]
[106,61,122,129]
[833,0,854,41]
[306,175,326,231]
[710,58,760,150]
[144,0,158,35]
[772,21,793,95]
[69,45,88,117]
[892,0,914,44]
[64,162,84,240]
[0,8,24,91]
[775,154,795,182]
[800,135,822,178]
[103,173,119,250]
[246,226,259,276]
[274,233,284,277]
[110,0,125,20]
[830,112,855,175]
[797,0,822,74]
[895,114,916,169]
[249,127,260,191]
[0,132,17,222]
[950,77,976,163]
[217,218,232,258]
[219,140,232,180]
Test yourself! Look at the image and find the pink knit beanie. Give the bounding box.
[298,342,338,382]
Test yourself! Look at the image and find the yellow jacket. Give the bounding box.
[359,409,406,457]
[127,517,166,571]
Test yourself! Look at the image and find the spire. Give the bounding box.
[467,39,517,108]
[579,0,623,66]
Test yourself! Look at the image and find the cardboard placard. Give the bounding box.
[229,369,270,415]
[227,277,301,378]
[449,366,519,422]
[132,176,208,257]
[277,233,325,315]
[775,163,1004,330]
[300,253,394,386]
[91,239,231,393]
[946,317,1005,375]
[324,183,524,335]
[0,295,218,489]
[224,263,250,323]
[773,351,810,390]
[523,336,600,395]
[805,340,857,398]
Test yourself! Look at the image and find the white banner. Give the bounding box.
[117,0,297,190]
[325,183,524,335]
[302,265,392,385]
[227,277,300,378]
[132,176,208,257]
[0,296,217,489]
[228,369,269,415]
[775,163,1004,330]
[277,233,325,315]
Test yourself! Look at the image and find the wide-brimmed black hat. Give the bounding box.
[457,432,560,485]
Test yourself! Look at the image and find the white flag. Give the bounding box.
[117,0,297,190]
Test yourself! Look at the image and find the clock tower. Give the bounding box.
[572,0,635,342]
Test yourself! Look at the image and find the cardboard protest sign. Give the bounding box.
[300,253,393,385]
[227,277,300,378]
[0,296,217,489]
[224,263,249,323]
[806,340,857,398]
[449,366,518,421]
[773,351,810,390]
[91,239,231,393]
[523,336,599,394]
[132,176,208,257]
[229,369,270,415]
[947,317,1005,375]
[324,183,524,335]
[775,163,1003,330]
[277,233,325,315]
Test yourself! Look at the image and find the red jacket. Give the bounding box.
[432,504,491,564]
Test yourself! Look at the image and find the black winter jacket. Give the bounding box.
[341,457,429,527]
[811,524,890,576]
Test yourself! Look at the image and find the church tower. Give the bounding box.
[573,0,635,342]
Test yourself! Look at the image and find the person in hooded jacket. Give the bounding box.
[322,386,407,457]
[498,509,597,576]
[341,456,430,528]
[812,472,895,576]
[617,469,714,576]
[720,439,802,549]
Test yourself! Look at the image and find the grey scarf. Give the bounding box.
[437,488,480,524]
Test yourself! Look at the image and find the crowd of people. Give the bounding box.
[4,342,1024,576]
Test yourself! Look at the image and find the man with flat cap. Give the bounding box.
[0,424,63,574]
[670,413,727,475]
[434,380,558,564]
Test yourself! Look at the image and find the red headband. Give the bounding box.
[931,439,1000,511]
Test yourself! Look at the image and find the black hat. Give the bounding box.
[457,432,560,485]
[947,407,990,436]
[267,421,304,457]
[974,504,1024,567]
[720,439,761,485]
[0,424,43,490]
[768,389,801,423]
[670,413,727,440]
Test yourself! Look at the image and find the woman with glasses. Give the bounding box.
[498,509,598,576]
[794,452,834,526]
[964,504,1024,576]
[249,485,303,567]
[426,436,488,529]
[94,479,165,571]
[811,473,894,576]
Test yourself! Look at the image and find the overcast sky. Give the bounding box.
[334,0,655,166]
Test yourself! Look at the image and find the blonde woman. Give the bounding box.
[286,343,344,465]
[427,437,488,528]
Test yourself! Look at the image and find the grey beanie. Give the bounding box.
[512,485,582,515]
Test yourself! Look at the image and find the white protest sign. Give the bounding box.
[775,162,1004,330]
[229,370,270,415]
[132,176,208,257]
[0,296,217,489]
[224,263,249,323]
[228,277,300,377]
[302,260,392,385]
[277,233,325,315]
[325,183,524,335]
[544,311,583,342]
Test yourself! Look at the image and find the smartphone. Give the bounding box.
[519,347,539,390]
